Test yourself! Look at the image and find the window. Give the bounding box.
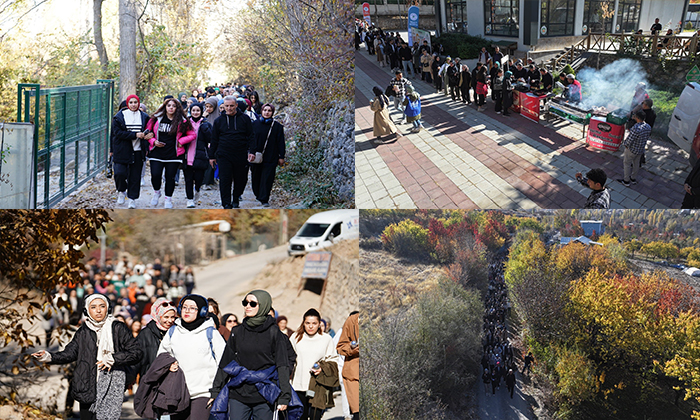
[329,223,342,239]
[583,0,614,34]
[617,0,642,33]
[484,0,520,37]
[446,0,468,33]
[541,0,576,36]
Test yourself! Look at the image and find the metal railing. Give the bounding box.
[17,80,115,208]
[550,33,700,73]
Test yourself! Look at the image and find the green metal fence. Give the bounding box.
[17,80,115,208]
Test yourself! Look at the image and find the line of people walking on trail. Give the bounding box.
[480,257,532,400]
[110,84,286,209]
[31,258,360,420]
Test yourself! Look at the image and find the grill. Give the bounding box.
[547,98,592,137]
[291,244,305,251]
[591,106,629,126]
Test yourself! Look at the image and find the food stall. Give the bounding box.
[586,108,628,151]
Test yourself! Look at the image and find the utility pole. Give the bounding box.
[280,210,289,245]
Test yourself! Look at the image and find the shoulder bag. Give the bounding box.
[252,122,274,164]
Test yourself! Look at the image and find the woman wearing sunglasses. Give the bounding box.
[219,313,238,341]
[210,290,300,420]
[136,298,177,379]
[157,294,227,420]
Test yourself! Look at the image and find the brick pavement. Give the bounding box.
[355,49,690,209]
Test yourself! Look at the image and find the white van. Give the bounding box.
[288,209,360,256]
[668,82,700,166]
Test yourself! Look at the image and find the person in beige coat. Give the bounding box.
[370,86,397,141]
[337,311,359,420]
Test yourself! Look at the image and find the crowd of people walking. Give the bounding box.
[111,84,286,209]
[32,254,359,420]
[480,256,522,400]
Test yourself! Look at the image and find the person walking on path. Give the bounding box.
[136,297,177,380]
[370,86,397,141]
[146,98,197,209]
[290,309,338,420]
[482,368,492,395]
[505,369,516,399]
[250,103,285,207]
[337,312,359,420]
[402,85,424,134]
[209,96,254,209]
[388,70,412,122]
[112,94,151,209]
[210,290,296,420]
[618,111,651,187]
[32,294,142,420]
[157,294,227,420]
[522,351,534,375]
[183,102,212,208]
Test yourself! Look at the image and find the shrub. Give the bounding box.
[381,219,431,261]
[434,33,491,60]
[361,278,483,418]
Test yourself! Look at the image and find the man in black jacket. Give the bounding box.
[460,64,472,104]
[446,60,461,101]
[209,96,254,208]
[399,42,413,75]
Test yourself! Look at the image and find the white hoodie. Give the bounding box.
[157,317,226,399]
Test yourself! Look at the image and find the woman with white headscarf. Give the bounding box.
[32,294,142,420]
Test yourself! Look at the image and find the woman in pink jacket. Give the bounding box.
[146,98,196,208]
[183,102,213,208]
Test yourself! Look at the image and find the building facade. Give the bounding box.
[435,0,689,51]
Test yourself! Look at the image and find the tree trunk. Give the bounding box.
[119,0,137,100]
[93,0,108,71]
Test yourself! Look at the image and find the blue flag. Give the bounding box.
[408,6,420,46]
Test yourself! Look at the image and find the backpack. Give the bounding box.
[168,324,216,360]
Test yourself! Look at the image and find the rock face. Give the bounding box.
[323,100,355,204]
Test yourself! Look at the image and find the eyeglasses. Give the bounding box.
[182,306,198,313]
[242,300,258,308]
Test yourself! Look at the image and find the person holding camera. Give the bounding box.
[576,168,611,209]
[32,294,142,420]
[250,104,285,208]
[111,94,151,209]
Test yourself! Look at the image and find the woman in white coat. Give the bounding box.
[157,294,226,420]
[290,308,337,420]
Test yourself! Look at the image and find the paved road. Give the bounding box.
[474,376,535,420]
[355,42,689,209]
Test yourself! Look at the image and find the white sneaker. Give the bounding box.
[150,190,161,206]
[127,199,136,209]
[194,190,200,202]
[117,191,126,205]
[186,199,195,208]
[164,196,173,209]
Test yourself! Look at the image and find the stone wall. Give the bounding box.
[319,239,360,331]
[323,100,355,203]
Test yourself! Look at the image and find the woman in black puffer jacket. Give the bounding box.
[136,297,178,379]
[33,294,142,420]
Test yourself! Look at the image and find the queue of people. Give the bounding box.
[481,256,520,399]
[110,84,286,209]
[32,255,359,420]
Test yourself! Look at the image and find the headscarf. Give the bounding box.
[244,290,272,328]
[126,94,140,107]
[205,96,221,124]
[189,102,204,123]
[84,294,116,369]
[179,294,208,331]
[151,297,176,331]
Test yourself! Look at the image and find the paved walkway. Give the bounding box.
[355,49,690,209]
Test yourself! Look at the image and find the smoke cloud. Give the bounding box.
[577,59,650,112]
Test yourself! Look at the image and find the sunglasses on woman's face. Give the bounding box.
[227,319,238,324]
[242,299,258,308]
